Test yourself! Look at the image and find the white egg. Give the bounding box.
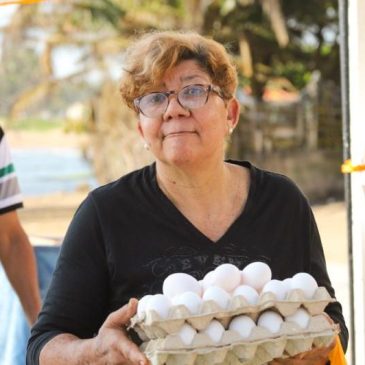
[202,286,231,310]
[229,315,256,338]
[171,291,202,315]
[202,270,216,291]
[163,273,201,299]
[241,262,272,291]
[291,272,318,299]
[137,295,153,317]
[146,294,171,319]
[285,308,311,329]
[201,319,225,343]
[282,278,293,293]
[212,263,241,292]
[261,279,288,300]
[232,285,259,305]
[257,311,283,333]
[177,323,197,345]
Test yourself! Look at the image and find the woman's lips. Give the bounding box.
[163,131,196,139]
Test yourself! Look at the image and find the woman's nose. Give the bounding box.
[163,95,190,120]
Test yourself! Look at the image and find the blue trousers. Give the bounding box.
[0,246,60,365]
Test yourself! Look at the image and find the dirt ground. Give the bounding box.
[6,129,90,149]
[18,191,88,245]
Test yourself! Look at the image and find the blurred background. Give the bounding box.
[0,0,350,362]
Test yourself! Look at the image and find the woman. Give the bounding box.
[27,31,348,365]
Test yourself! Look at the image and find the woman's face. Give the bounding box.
[137,60,239,168]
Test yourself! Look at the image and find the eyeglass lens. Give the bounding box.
[138,84,210,117]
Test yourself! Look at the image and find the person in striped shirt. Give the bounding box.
[0,126,41,325]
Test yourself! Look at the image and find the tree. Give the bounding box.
[201,0,339,99]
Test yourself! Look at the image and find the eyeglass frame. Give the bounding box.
[133,84,225,118]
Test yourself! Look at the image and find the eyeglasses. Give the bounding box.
[134,84,223,118]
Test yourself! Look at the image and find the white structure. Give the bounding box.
[347,0,365,363]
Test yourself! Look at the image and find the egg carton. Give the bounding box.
[131,287,334,339]
[140,314,338,365]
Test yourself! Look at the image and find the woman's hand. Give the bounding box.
[40,298,149,365]
[269,339,336,365]
[92,298,149,365]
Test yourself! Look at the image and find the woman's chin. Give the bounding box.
[160,140,199,164]
[161,148,201,167]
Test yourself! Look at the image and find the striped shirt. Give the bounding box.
[0,126,23,214]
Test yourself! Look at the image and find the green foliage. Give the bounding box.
[7,118,64,131]
[0,46,42,115]
[272,61,312,90]
[74,0,126,31]
[201,0,340,98]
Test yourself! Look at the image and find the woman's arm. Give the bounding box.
[40,299,148,365]
[27,195,125,363]
[0,210,41,325]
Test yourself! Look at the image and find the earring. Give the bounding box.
[229,127,234,134]
[143,142,150,151]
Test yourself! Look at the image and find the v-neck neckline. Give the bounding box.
[150,160,256,245]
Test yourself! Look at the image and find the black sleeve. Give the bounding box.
[27,195,110,365]
[308,208,349,352]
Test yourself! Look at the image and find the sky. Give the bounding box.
[0,4,17,61]
[0,4,88,80]
[0,3,121,83]
[0,3,17,27]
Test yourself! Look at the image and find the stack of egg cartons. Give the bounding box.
[131,262,338,365]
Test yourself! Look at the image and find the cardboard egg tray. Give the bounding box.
[140,314,338,365]
[131,287,334,340]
